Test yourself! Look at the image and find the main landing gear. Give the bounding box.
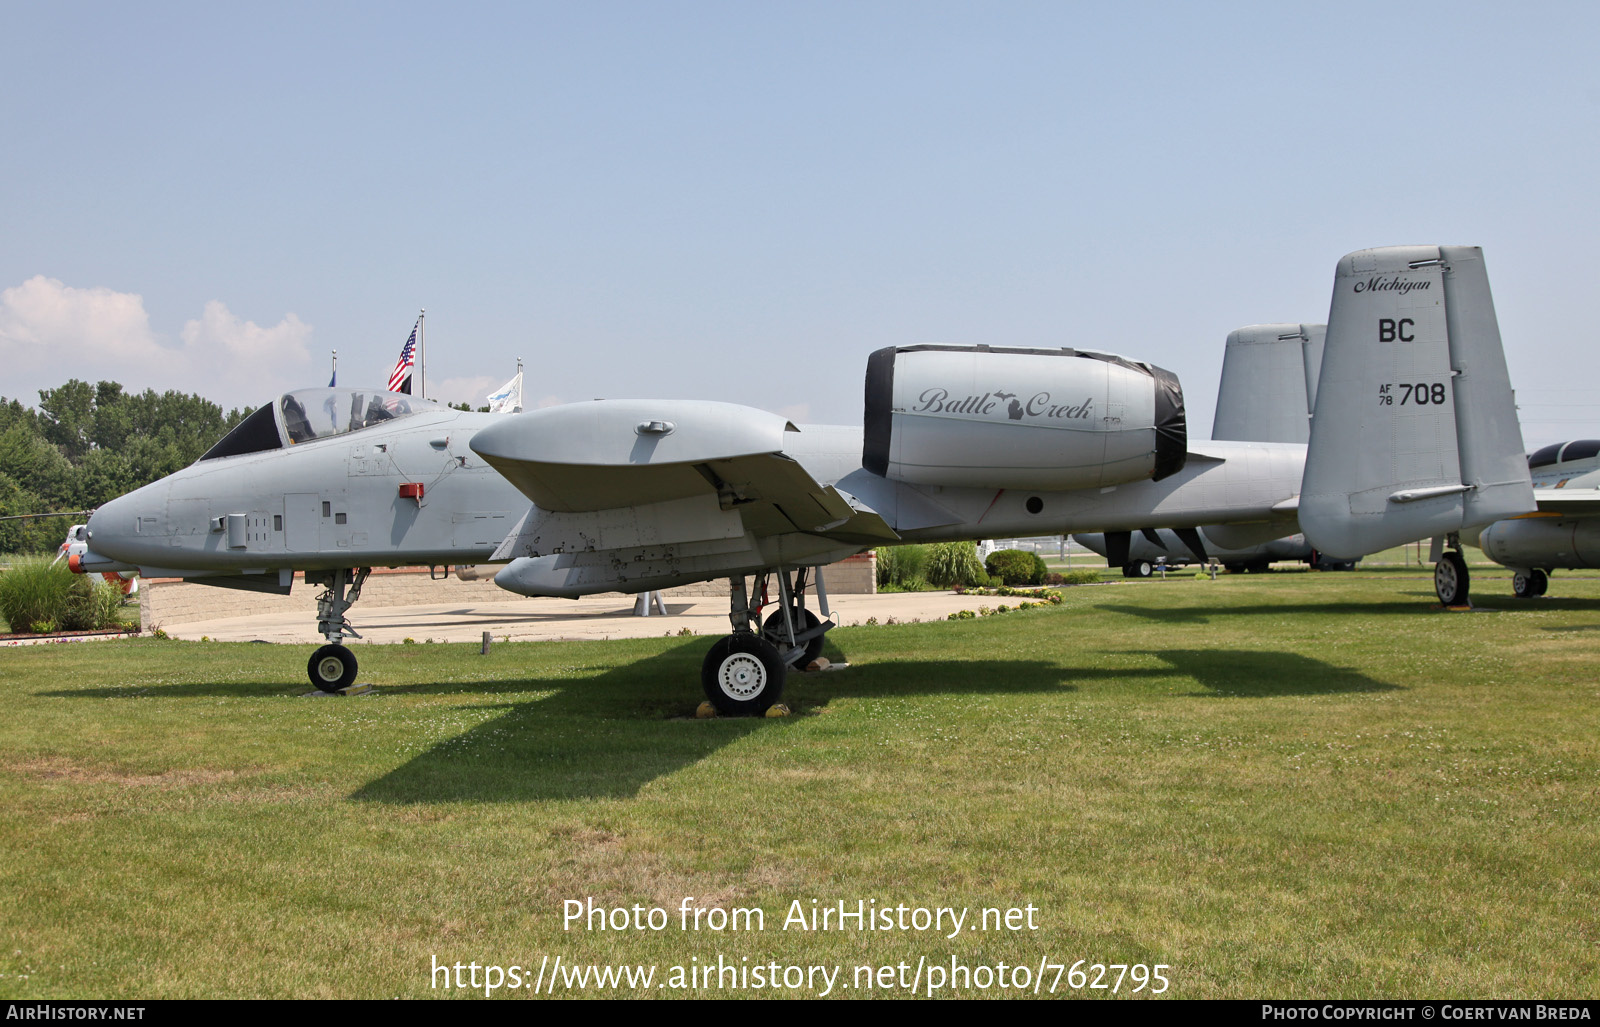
[701,567,835,716]
[1512,568,1549,598]
[1433,536,1470,607]
[306,567,370,691]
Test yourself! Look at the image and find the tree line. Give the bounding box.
[0,380,250,553]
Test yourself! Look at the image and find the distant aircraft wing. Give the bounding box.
[1527,487,1600,515]
[468,399,899,566]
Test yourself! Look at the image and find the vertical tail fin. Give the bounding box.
[1300,245,1533,557]
[1211,323,1325,444]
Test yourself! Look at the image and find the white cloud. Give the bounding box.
[0,275,163,370]
[179,300,312,401]
[0,276,312,409]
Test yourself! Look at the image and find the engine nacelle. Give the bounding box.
[863,345,1186,490]
[1479,517,1600,570]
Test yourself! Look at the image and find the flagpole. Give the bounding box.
[418,309,426,399]
[331,349,337,385]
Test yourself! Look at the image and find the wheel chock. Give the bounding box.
[764,703,791,718]
[302,683,375,697]
[695,701,718,719]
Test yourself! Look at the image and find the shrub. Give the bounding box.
[924,542,987,588]
[1057,569,1102,586]
[876,545,929,588]
[0,556,75,627]
[985,548,1048,586]
[56,577,124,632]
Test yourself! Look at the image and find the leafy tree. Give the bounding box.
[0,426,76,509]
[0,379,252,553]
[37,380,97,461]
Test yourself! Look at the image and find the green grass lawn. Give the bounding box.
[1,568,1596,998]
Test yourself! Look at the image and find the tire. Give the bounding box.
[761,608,825,666]
[1223,563,1244,574]
[1126,561,1153,578]
[1434,552,1471,606]
[701,634,786,716]
[1533,568,1549,597]
[308,643,358,691]
[1513,570,1540,598]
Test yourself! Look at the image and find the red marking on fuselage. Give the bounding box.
[976,489,1006,526]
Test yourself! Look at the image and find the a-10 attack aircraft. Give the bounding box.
[1070,527,1348,576]
[73,245,1535,714]
[1469,440,1600,599]
[1074,321,1356,576]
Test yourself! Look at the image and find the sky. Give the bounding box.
[2,2,1597,448]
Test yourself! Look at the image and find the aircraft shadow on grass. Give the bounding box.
[1095,600,1449,625]
[39,642,1392,803]
[349,642,1080,804]
[1123,649,1400,698]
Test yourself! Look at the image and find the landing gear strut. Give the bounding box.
[306,567,369,692]
[701,567,836,716]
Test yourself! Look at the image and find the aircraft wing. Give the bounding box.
[468,399,899,565]
[1528,487,1600,515]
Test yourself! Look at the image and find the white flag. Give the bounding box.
[485,370,523,413]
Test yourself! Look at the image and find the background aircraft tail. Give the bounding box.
[1211,323,1324,444]
[1300,245,1533,558]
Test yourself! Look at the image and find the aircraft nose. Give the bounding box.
[85,485,158,564]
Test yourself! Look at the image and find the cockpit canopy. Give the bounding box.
[199,388,442,461]
[1527,440,1600,470]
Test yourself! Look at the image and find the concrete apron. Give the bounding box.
[164,591,1004,644]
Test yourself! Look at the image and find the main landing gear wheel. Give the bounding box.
[308,643,358,692]
[1434,551,1471,607]
[1512,568,1549,598]
[1123,561,1153,578]
[762,608,825,665]
[701,634,785,716]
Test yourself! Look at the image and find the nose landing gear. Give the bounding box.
[306,567,369,692]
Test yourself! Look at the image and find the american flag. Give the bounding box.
[387,321,418,393]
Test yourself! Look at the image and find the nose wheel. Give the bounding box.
[306,567,369,692]
[308,643,358,691]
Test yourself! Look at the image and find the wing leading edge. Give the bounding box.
[469,400,897,596]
